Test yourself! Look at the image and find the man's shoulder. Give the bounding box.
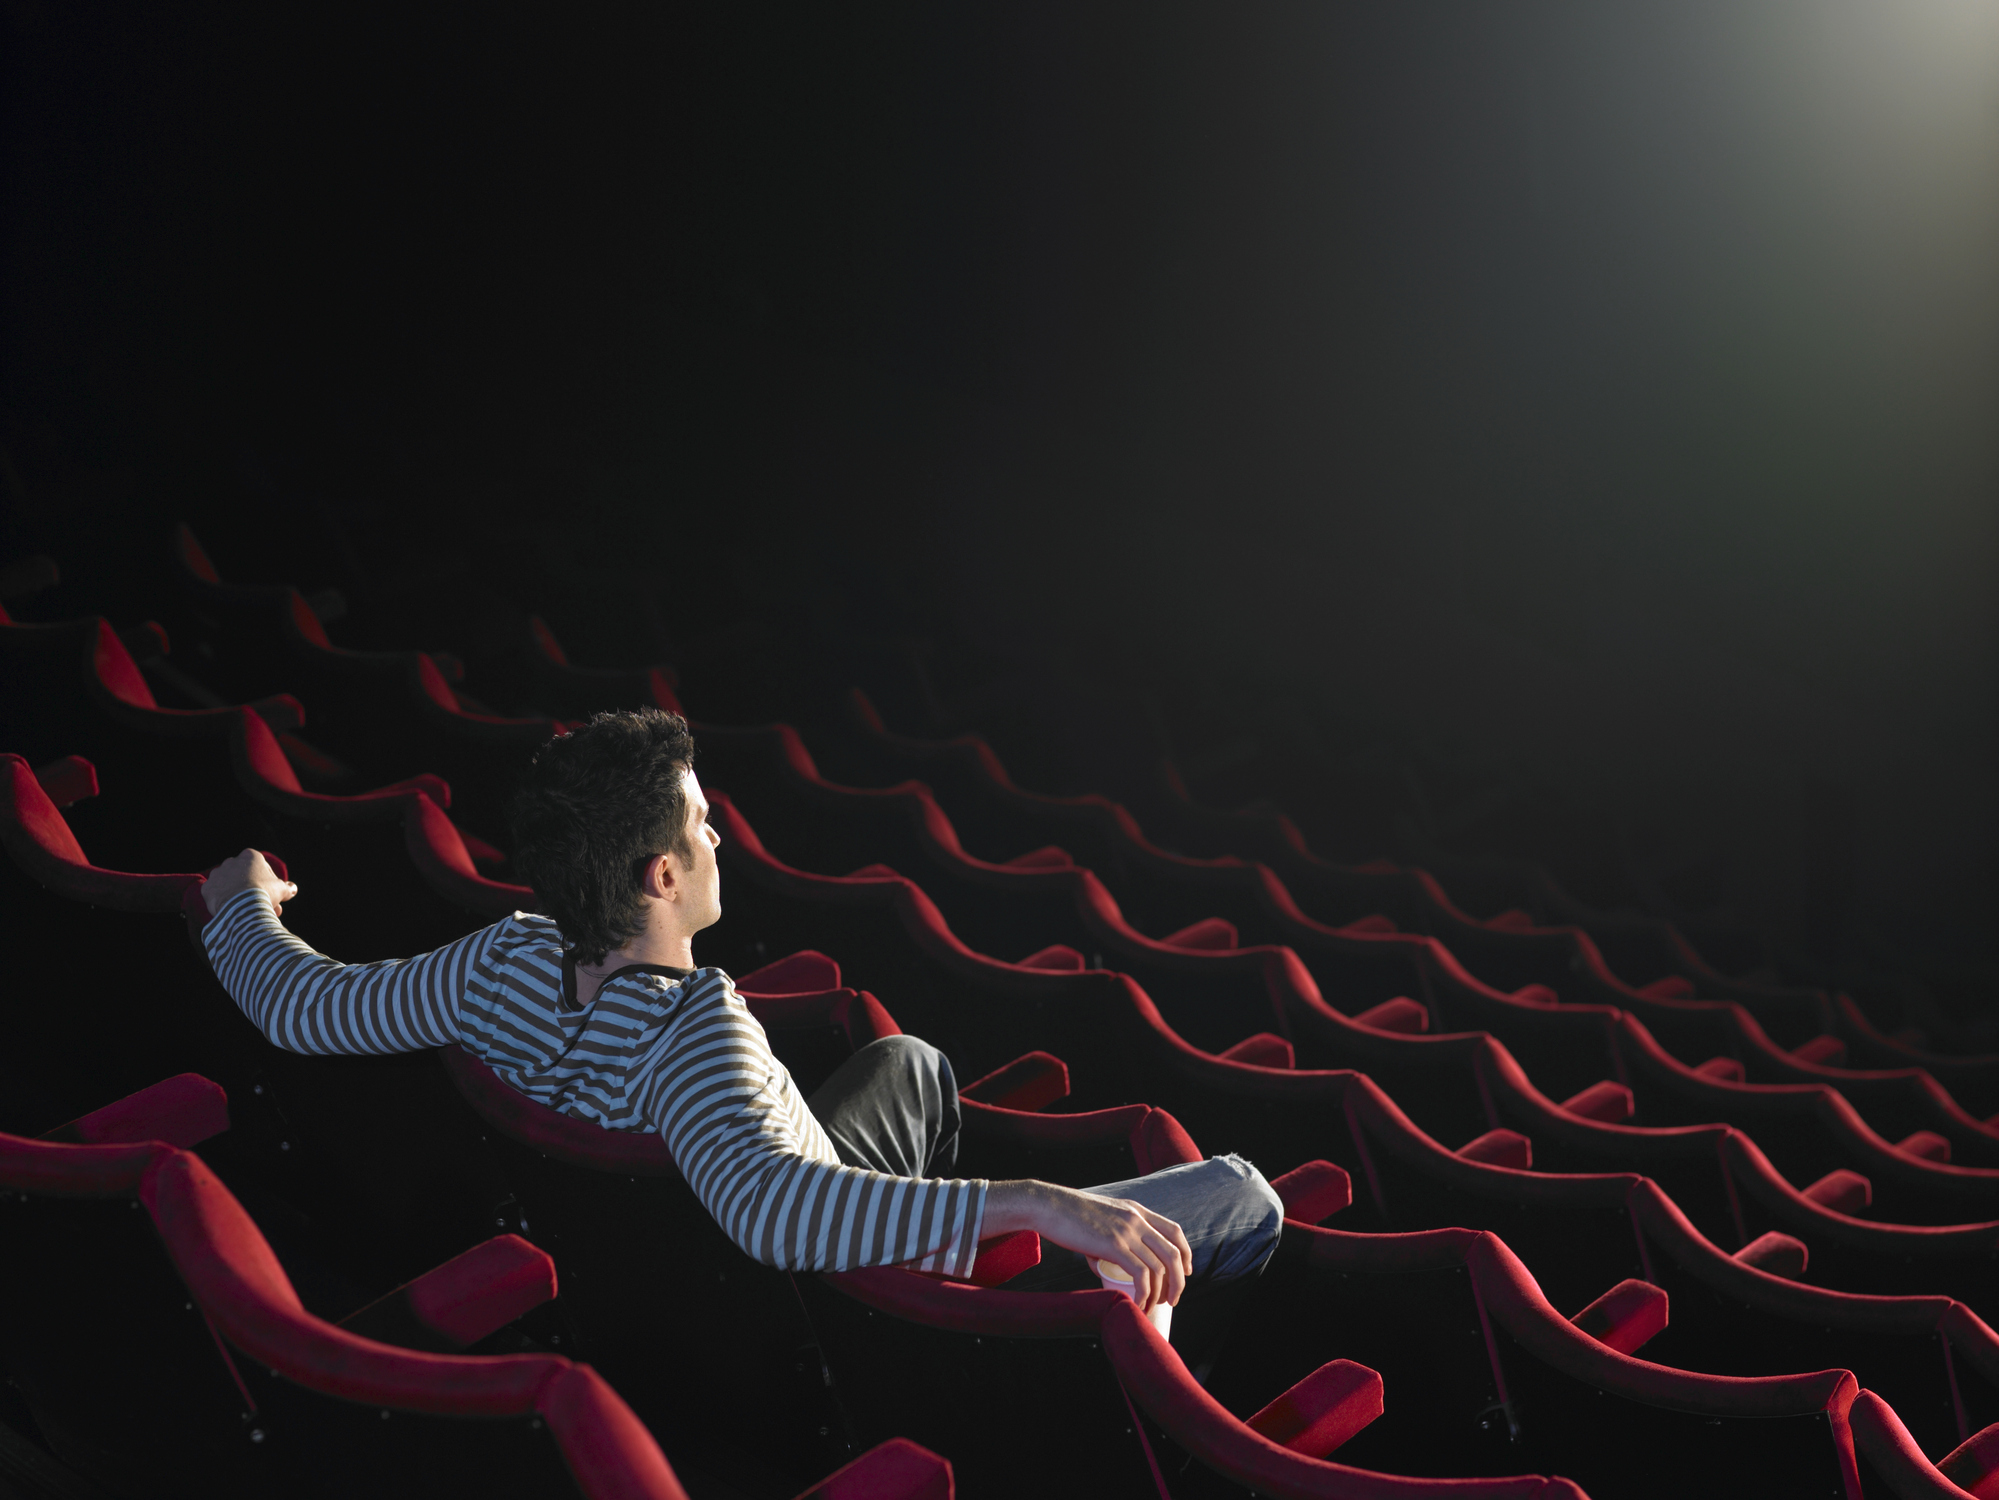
[466,912,565,997]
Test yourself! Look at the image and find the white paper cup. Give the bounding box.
[1093,1259,1172,1340]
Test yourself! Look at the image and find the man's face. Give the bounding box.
[674,768,723,934]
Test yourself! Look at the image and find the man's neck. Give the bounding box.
[574,929,695,1008]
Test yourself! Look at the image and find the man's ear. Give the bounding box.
[641,853,679,901]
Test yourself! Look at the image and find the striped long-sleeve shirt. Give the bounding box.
[202,890,986,1277]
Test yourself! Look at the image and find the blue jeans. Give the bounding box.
[810,1037,1284,1312]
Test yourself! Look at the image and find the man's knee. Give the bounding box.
[856,1034,950,1086]
[1205,1154,1284,1283]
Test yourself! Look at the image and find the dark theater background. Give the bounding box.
[4,3,1999,1497]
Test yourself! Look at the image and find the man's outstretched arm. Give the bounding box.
[201,848,493,1056]
[980,1180,1192,1313]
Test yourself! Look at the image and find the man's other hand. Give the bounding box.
[981,1180,1192,1312]
[203,849,298,919]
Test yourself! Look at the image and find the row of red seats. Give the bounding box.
[0,1072,949,1499]
[7,604,1991,1289]
[839,688,1999,1105]
[1,525,1991,1495]
[4,779,1969,1498]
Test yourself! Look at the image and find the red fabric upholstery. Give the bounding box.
[735,948,843,995]
[1696,1056,1747,1083]
[1857,1390,1988,1498]
[960,1051,1071,1112]
[40,1073,230,1150]
[1244,1358,1385,1459]
[1,754,202,912]
[954,1231,1042,1288]
[1467,1229,1861,1422]
[1001,845,1074,871]
[405,1234,560,1348]
[90,615,157,709]
[0,1131,174,1197]
[175,521,223,582]
[1509,984,1561,1007]
[141,1150,563,1416]
[1097,1300,1587,1499]
[1793,1034,1850,1068]
[830,1267,1122,1340]
[1803,1169,1874,1215]
[522,615,683,715]
[1162,916,1238,951]
[842,991,903,1048]
[1568,1279,1669,1357]
[528,613,571,666]
[1637,977,1698,1000]
[534,1362,693,1500]
[231,706,453,815]
[1016,943,1087,971]
[742,988,905,1049]
[1338,914,1399,935]
[796,1438,954,1500]
[1938,1416,1999,1498]
[31,753,97,807]
[440,1044,679,1177]
[1351,997,1429,1034]
[961,1096,1151,1142]
[1558,1080,1634,1124]
[1220,1032,1296,1069]
[1270,1160,1353,1224]
[1734,1231,1810,1276]
[1131,1107,1203,1173]
[79,615,305,732]
[1899,1131,1953,1164]
[405,792,534,915]
[1459,1130,1534,1170]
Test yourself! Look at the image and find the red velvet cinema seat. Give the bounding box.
[0,752,290,1149]
[707,788,1999,1272]
[698,802,1999,1327]
[698,723,1999,1178]
[170,522,562,851]
[221,706,527,959]
[0,1077,570,1499]
[433,966,1002,1492]
[828,686,1999,1121]
[515,612,685,720]
[657,947,1999,1452]
[820,689,1776,1009]
[1144,734,1999,1124]
[439,993,1592,1500]
[0,611,307,870]
[0,753,522,1293]
[0,1073,957,1500]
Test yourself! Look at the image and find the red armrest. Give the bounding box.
[39,1074,229,1150]
[339,1235,559,1351]
[736,949,843,995]
[795,1437,953,1500]
[1244,1357,1384,1459]
[960,1052,1071,1113]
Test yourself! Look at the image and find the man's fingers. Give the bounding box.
[1140,1226,1186,1307]
[1125,1236,1171,1312]
[1139,1206,1194,1277]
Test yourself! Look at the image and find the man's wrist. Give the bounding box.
[979,1179,1056,1238]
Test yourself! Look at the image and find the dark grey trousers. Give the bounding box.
[808,1035,1284,1296]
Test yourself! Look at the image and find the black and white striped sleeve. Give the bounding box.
[641,971,988,1277]
[201,888,496,1055]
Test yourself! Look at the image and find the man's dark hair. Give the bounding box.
[509,708,698,966]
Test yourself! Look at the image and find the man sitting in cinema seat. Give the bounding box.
[200,707,1281,1354]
